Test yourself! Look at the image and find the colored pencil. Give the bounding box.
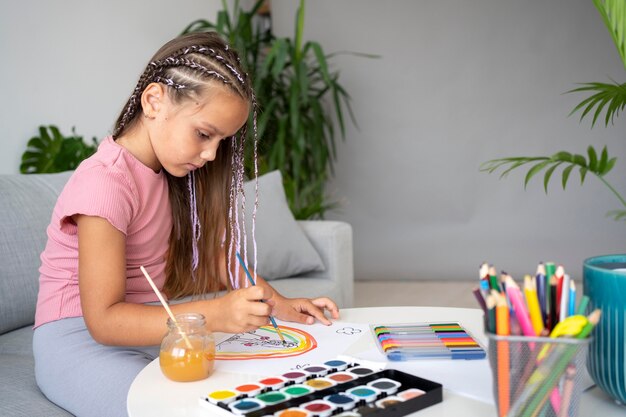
[535,263,547,326]
[548,275,558,331]
[559,274,570,322]
[495,291,511,417]
[504,275,537,337]
[557,365,576,417]
[518,310,600,417]
[479,262,490,294]
[512,328,549,402]
[489,264,500,291]
[486,293,497,334]
[524,275,544,335]
[544,262,556,328]
[568,281,576,317]
[473,287,488,315]
[576,295,590,315]
[555,265,565,318]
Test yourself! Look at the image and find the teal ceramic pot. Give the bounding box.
[583,254,626,404]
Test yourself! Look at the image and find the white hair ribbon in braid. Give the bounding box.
[148,57,231,86]
[234,134,248,287]
[167,45,246,86]
[227,135,241,290]
[187,171,201,278]
[251,101,259,284]
[154,76,186,90]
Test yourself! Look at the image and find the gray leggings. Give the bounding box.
[33,317,159,417]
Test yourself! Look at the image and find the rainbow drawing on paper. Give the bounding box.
[215,325,317,360]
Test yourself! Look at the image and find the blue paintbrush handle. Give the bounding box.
[235,252,282,334]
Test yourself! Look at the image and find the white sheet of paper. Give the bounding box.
[212,319,369,375]
[343,332,495,404]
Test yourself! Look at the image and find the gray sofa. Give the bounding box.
[0,171,353,416]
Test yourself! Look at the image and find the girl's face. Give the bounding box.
[146,84,249,177]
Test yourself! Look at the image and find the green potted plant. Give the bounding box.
[480,0,626,404]
[183,0,369,219]
[20,125,98,174]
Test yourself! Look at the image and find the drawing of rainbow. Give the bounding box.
[215,325,317,360]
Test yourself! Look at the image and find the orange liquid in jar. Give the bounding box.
[159,340,215,382]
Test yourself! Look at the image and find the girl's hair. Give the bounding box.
[112,32,258,299]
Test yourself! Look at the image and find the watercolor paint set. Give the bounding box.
[199,358,442,416]
[371,322,486,361]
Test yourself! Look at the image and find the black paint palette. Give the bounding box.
[199,359,442,416]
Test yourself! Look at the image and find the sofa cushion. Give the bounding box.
[0,326,33,356]
[0,170,325,335]
[241,170,325,280]
[0,354,72,416]
[0,172,72,335]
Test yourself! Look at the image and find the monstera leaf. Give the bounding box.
[20,125,98,174]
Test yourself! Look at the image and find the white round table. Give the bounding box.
[127,306,624,417]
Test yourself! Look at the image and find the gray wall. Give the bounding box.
[272,0,626,282]
[2,0,625,282]
[0,0,244,172]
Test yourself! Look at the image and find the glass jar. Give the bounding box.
[159,313,215,382]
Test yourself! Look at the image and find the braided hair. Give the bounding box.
[112,32,259,298]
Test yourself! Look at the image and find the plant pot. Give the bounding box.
[583,254,626,405]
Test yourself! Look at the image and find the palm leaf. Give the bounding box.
[481,146,626,213]
[594,0,626,71]
[561,164,575,189]
[480,146,616,189]
[567,81,626,127]
[608,209,626,221]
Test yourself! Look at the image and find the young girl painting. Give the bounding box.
[33,32,339,417]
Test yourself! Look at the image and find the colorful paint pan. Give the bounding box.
[256,391,290,406]
[302,364,331,377]
[258,376,287,390]
[323,393,357,410]
[327,371,356,384]
[206,389,238,404]
[367,378,402,395]
[234,383,262,397]
[323,359,349,371]
[280,384,314,398]
[273,408,312,417]
[281,370,309,383]
[397,387,426,400]
[304,377,336,391]
[300,399,336,417]
[347,366,375,377]
[228,398,264,415]
[375,395,404,408]
[346,385,381,403]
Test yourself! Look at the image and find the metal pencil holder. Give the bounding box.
[486,333,590,417]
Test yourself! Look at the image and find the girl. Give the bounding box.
[33,32,339,417]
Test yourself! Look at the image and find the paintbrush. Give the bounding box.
[140,266,193,349]
[235,252,287,345]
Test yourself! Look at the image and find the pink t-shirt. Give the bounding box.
[34,136,172,328]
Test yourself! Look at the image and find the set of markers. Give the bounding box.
[371,323,486,361]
